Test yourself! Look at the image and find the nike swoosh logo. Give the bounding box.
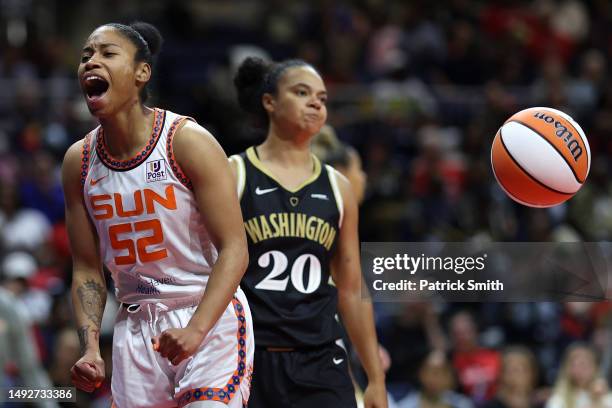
[255,187,278,195]
[311,194,329,200]
[333,357,344,365]
[90,175,108,186]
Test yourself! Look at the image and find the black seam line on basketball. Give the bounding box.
[498,128,573,196]
[491,149,546,206]
[493,165,562,207]
[493,168,541,206]
[509,119,583,184]
[491,162,520,204]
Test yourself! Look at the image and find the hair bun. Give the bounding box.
[131,21,163,56]
[234,57,270,115]
[234,57,269,90]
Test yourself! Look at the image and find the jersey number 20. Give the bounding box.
[255,250,321,294]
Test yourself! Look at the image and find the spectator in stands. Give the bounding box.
[311,124,367,203]
[485,346,540,408]
[1,251,52,324]
[0,181,51,252]
[379,302,446,389]
[397,350,473,408]
[546,343,612,408]
[0,286,58,408]
[450,310,501,405]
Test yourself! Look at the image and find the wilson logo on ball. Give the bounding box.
[491,107,591,208]
[532,111,583,161]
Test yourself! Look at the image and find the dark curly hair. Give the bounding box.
[233,57,316,129]
[103,22,163,103]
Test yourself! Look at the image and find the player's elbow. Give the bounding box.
[225,240,249,277]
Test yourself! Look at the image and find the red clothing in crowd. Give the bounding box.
[453,348,502,403]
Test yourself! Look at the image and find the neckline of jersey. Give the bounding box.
[246,146,322,193]
[95,108,165,171]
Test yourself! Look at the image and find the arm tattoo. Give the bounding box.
[76,279,105,327]
[77,324,100,355]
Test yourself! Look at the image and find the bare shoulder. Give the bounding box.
[172,119,230,183]
[62,139,86,186]
[63,139,85,166]
[173,120,222,151]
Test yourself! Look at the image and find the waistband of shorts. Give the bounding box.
[120,294,202,313]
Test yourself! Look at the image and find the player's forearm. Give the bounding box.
[71,272,106,355]
[187,242,248,336]
[338,291,385,385]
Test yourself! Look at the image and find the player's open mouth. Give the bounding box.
[83,75,109,101]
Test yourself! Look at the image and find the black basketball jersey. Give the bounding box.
[232,146,345,348]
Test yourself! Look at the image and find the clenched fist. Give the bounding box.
[71,352,105,392]
[152,327,206,365]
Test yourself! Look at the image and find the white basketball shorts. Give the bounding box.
[111,288,254,408]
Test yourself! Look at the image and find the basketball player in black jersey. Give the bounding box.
[229,57,387,408]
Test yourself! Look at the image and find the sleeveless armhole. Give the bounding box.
[325,164,344,229]
[167,116,195,190]
[228,154,246,200]
[80,132,93,191]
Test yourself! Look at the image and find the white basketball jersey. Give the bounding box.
[81,109,216,303]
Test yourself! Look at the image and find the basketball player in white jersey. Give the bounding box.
[61,22,253,408]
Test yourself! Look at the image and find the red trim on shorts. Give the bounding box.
[95,108,165,171]
[80,132,93,187]
[176,297,248,407]
[166,116,193,190]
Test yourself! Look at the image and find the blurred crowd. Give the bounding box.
[2,0,612,407]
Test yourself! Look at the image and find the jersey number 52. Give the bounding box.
[109,219,167,265]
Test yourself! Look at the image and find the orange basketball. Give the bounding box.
[491,107,591,208]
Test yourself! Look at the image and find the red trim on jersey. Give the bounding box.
[166,117,193,190]
[175,297,249,407]
[95,108,165,171]
[80,132,93,187]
